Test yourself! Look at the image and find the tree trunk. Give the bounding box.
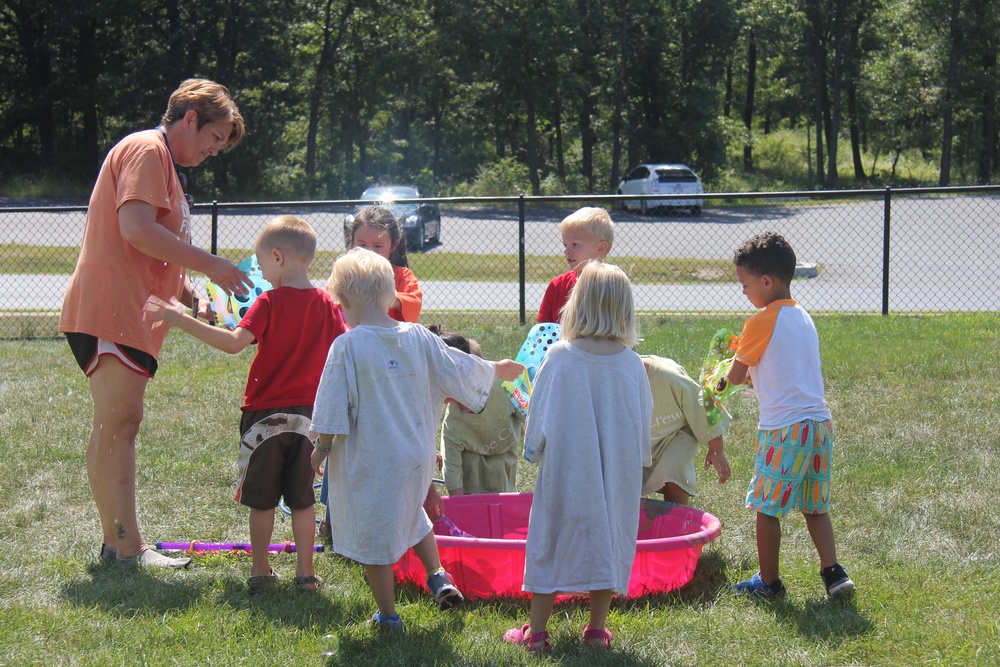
[306,0,353,190]
[977,38,997,183]
[10,2,57,160]
[724,57,733,118]
[813,58,826,185]
[848,82,865,181]
[743,27,757,172]
[554,95,565,179]
[580,95,595,192]
[825,9,843,189]
[610,0,628,191]
[847,9,866,180]
[939,0,961,186]
[76,16,100,172]
[526,100,540,195]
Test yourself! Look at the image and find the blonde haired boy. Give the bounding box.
[310,248,525,632]
[143,216,346,592]
[537,207,615,323]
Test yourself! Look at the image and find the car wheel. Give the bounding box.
[431,217,440,244]
[690,206,702,216]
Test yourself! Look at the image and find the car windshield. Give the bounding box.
[654,168,698,182]
[358,188,420,216]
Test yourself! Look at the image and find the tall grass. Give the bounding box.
[711,127,943,192]
[0,314,997,666]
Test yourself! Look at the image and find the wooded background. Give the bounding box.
[1,0,997,200]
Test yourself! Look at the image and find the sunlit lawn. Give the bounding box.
[0,314,997,666]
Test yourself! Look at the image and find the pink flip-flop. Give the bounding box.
[503,624,551,652]
[583,625,613,649]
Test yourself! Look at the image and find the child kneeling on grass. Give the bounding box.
[434,330,524,496]
[727,231,855,599]
[143,215,345,592]
[309,247,525,632]
[641,355,730,506]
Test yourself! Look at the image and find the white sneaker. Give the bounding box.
[116,546,191,569]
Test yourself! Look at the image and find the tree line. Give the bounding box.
[1,0,996,200]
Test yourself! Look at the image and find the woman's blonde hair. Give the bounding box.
[326,247,396,309]
[560,261,638,347]
[255,215,316,262]
[161,78,245,151]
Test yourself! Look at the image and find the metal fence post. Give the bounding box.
[882,187,891,315]
[518,195,526,325]
[211,200,219,256]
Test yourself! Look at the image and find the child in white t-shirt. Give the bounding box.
[726,231,854,599]
[309,248,524,632]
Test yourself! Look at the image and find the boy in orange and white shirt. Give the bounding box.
[726,231,855,599]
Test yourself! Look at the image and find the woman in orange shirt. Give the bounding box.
[60,79,249,568]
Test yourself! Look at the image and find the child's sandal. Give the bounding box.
[247,568,280,591]
[503,624,551,652]
[293,575,323,592]
[582,625,612,649]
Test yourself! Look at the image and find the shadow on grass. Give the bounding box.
[382,550,730,666]
[63,560,343,630]
[697,551,873,643]
[330,623,467,667]
[770,594,873,643]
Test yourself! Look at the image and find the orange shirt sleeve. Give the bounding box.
[389,265,423,322]
[735,305,782,368]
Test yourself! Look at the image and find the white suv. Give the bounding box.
[616,164,704,215]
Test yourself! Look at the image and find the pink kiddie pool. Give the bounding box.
[393,492,722,600]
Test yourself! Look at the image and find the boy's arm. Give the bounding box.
[119,201,252,296]
[424,484,445,520]
[703,435,730,484]
[493,358,526,382]
[727,359,750,387]
[143,295,254,354]
[310,433,337,473]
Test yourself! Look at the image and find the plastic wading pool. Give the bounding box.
[393,492,722,600]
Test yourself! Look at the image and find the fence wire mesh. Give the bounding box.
[1,187,998,337]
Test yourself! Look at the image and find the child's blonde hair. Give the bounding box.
[256,215,317,261]
[561,261,638,347]
[327,247,396,309]
[559,207,615,251]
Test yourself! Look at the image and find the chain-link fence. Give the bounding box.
[2,186,998,337]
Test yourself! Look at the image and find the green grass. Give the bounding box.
[710,127,944,192]
[1,314,998,666]
[0,244,737,285]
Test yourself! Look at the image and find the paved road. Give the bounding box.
[2,194,999,312]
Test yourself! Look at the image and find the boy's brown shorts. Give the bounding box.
[236,405,316,511]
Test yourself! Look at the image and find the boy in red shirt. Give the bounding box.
[536,207,614,323]
[144,215,346,592]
